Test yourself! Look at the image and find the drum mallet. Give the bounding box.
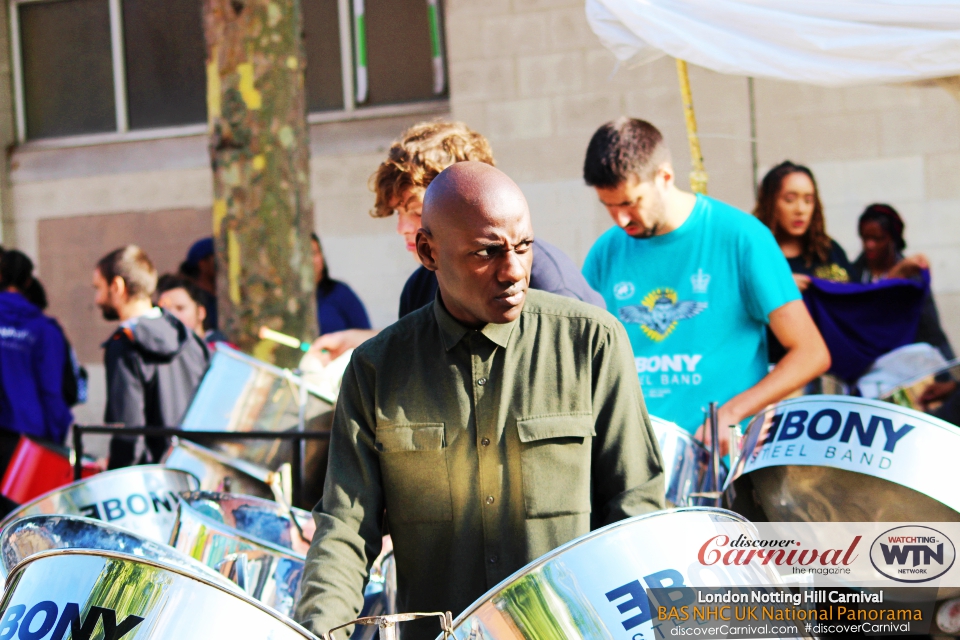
[258,326,311,352]
[708,401,721,494]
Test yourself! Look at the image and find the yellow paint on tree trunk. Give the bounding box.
[252,339,278,363]
[267,3,282,27]
[252,155,266,171]
[206,47,222,121]
[237,63,262,110]
[286,56,298,70]
[278,125,294,148]
[228,229,242,304]
[212,199,227,235]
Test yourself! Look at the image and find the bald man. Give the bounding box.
[295,162,664,640]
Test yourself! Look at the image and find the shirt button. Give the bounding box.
[489,555,498,564]
[481,437,490,446]
[477,377,487,386]
[485,495,495,505]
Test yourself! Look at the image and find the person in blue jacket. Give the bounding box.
[0,250,72,470]
[311,233,371,336]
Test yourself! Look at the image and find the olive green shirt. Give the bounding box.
[295,290,664,639]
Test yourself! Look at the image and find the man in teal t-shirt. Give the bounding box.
[581,118,830,449]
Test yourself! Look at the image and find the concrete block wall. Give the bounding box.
[7,0,960,423]
[443,0,960,351]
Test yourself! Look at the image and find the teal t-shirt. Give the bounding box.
[582,195,800,431]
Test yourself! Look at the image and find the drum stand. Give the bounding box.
[323,612,453,640]
[688,401,725,507]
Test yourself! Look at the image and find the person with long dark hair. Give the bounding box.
[851,203,930,283]
[0,250,72,469]
[311,233,370,336]
[754,161,851,290]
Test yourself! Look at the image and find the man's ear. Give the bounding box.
[416,228,438,272]
[111,276,128,300]
[656,162,675,190]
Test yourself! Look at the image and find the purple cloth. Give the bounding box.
[803,271,929,382]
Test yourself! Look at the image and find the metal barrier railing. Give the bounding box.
[72,425,330,509]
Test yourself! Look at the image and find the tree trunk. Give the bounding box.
[203,0,316,368]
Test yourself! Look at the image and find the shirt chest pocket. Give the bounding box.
[517,414,594,518]
[376,423,452,524]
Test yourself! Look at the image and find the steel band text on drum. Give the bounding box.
[76,490,180,523]
[0,602,142,640]
[761,409,914,452]
[746,408,917,471]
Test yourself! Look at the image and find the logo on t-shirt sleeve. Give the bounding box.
[613,281,636,300]
[618,287,708,342]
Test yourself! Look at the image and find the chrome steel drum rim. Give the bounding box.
[651,416,707,453]
[726,395,960,523]
[452,506,749,625]
[178,490,314,554]
[0,514,240,589]
[205,344,335,404]
[165,438,276,484]
[174,499,306,561]
[728,394,960,485]
[0,465,200,529]
[4,548,317,637]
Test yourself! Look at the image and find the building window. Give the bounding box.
[11,0,448,143]
[122,0,208,130]
[18,0,115,139]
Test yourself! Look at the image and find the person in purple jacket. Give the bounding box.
[0,250,72,472]
[310,234,370,336]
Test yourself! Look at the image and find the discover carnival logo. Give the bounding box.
[869,526,956,583]
[698,533,861,572]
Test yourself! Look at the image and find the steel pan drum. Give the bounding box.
[170,496,306,616]
[0,466,198,543]
[178,491,315,555]
[0,514,237,590]
[162,438,277,500]
[440,508,785,640]
[171,492,397,635]
[880,359,960,413]
[651,415,726,506]
[0,549,316,639]
[725,396,960,523]
[179,344,335,509]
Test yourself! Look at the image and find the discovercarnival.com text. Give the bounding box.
[669,625,797,636]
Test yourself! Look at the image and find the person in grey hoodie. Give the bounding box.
[93,246,209,468]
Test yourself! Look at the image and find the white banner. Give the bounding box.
[585,0,960,86]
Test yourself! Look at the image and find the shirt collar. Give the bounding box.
[433,292,519,351]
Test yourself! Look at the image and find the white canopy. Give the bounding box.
[586,0,960,86]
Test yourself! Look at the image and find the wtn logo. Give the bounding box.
[880,543,944,567]
[870,526,956,583]
[0,601,143,640]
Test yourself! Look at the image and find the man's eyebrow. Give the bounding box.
[599,197,637,206]
[472,236,534,249]
[473,239,506,249]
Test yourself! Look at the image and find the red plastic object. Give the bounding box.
[0,436,100,505]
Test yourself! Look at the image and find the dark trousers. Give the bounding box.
[0,428,23,518]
